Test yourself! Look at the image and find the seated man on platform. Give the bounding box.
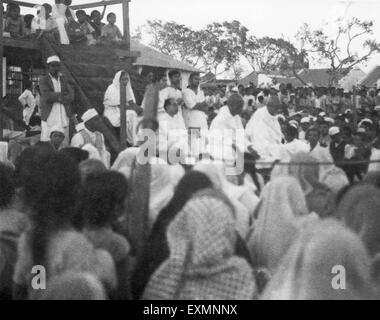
[71,108,110,167]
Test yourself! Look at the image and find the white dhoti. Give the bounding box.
[41,102,69,146]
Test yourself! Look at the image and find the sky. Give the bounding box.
[24,0,380,76]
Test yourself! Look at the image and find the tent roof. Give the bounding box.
[358,66,380,87]
[131,40,201,73]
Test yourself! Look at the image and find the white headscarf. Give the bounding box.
[262,219,374,300]
[103,70,136,107]
[111,147,140,180]
[149,158,185,229]
[247,176,316,273]
[193,160,258,239]
[82,144,102,162]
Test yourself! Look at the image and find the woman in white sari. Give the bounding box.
[103,71,140,147]
[247,176,318,274]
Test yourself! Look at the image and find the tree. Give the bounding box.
[141,19,249,76]
[297,18,380,86]
[143,20,204,68]
[244,36,309,84]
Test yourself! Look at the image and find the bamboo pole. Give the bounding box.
[127,83,159,258]
[71,0,126,10]
[0,0,3,141]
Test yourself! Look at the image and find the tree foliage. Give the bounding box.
[297,18,380,85]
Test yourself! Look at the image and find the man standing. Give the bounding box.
[39,55,74,147]
[182,72,209,156]
[245,95,283,162]
[71,108,110,167]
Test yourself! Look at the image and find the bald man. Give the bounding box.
[208,94,247,161]
[245,95,284,164]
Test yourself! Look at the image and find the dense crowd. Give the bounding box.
[1,62,380,299]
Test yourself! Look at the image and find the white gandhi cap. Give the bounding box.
[47,56,61,64]
[329,126,340,136]
[81,108,98,123]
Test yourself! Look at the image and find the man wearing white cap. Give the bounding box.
[71,108,110,167]
[49,125,65,150]
[299,117,310,140]
[39,55,74,147]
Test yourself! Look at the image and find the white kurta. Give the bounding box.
[282,139,310,158]
[157,112,188,154]
[209,106,246,162]
[18,89,36,125]
[157,87,183,118]
[245,107,283,165]
[71,128,110,167]
[40,75,69,146]
[182,87,208,130]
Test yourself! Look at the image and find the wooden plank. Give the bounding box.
[1,37,40,50]
[127,83,159,259]
[71,0,127,10]
[122,0,130,52]
[3,0,35,8]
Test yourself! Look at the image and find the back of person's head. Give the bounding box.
[155,171,213,228]
[78,159,107,180]
[335,184,380,256]
[14,144,55,187]
[80,171,128,228]
[0,163,15,209]
[23,152,80,218]
[38,272,106,300]
[59,147,89,166]
[363,172,380,189]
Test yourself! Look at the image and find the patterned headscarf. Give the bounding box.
[142,188,257,300]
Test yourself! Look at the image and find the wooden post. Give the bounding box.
[120,81,127,149]
[353,87,358,131]
[126,83,159,259]
[122,0,130,52]
[0,0,3,141]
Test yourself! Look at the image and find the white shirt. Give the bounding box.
[182,87,207,130]
[209,106,246,161]
[245,107,283,163]
[157,86,183,116]
[46,74,68,128]
[18,89,36,125]
[157,112,188,153]
[282,139,310,158]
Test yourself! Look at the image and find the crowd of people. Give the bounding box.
[1,53,380,299]
[3,1,123,45]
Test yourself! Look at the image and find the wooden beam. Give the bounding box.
[0,0,4,141]
[71,0,127,10]
[3,0,35,8]
[126,83,159,259]
[122,0,130,51]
